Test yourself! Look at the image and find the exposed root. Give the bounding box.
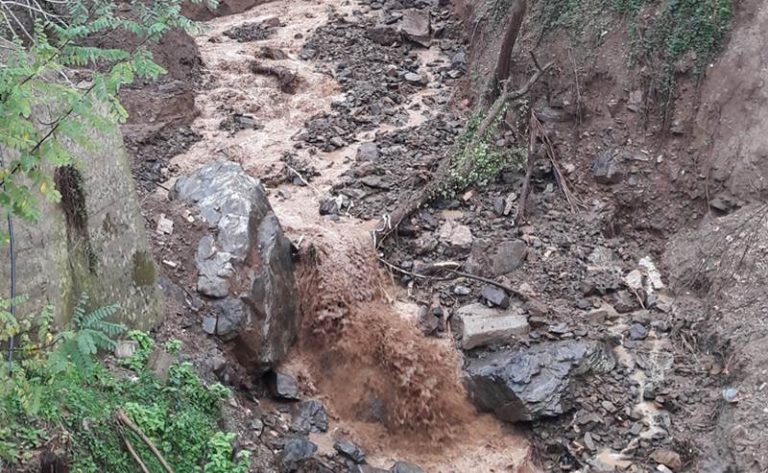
[249,61,301,94]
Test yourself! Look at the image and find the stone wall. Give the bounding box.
[0,128,163,329]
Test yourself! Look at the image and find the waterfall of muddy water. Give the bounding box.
[165,0,536,470]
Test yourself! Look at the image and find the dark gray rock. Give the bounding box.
[357,142,380,161]
[592,151,623,185]
[390,461,424,473]
[173,161,299,371]
[367,25,399,45]
[464,341,592,422]
[481,285,510,309]
[334,439,365,464]
[629,323,648,340]
[292,400,328,433]
[280,437,317,472]
[491,240,527,275]
[270,371,300,400]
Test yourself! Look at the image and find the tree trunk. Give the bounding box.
[493,0,527,100]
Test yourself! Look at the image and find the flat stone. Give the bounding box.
[456,303,529,350]
[464,341,592,422]
[592,151,623,185]
[490,240,527,275]
[403,72,426,86]
[334,439,365,464]
[357,142,380,161]
[629,323,648,340]
[650,449,682,471]
[480,285,510,308]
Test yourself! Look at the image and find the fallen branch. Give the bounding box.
[530,112,579,212]
[116,410,175,473]
[119,430,151,473]
[378,258,529,301]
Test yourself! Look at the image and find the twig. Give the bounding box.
[285,164,320,194]
[568,48,583,125]
[116,410,175,473]
[530,112,579,212]
[119,430,152,473]
[449,270,529,301]
[515,113,538,225]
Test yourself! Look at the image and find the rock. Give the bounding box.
[592,151,623,185]
[202,316,217,335]
[210,298,246,340]
[281,437,317,471]
[480,285,510,309]
[148,348,176,384]
[156,214,174,235]
[438,221,473,253]
[270,371,300,400]
[627,89,643,112]
[390,461,424,473]
[587,304,619,323]
[491,240,527,275]
[464,341,592,422]
[453,285,471,296]
[357,142,380,161]
[334,439,365,464]
[400,9,430,47]
[114,340,138,359]
[525,299,549,317]
[367,25,399,45]
[403,72,427,86]
[650,449,682,471]
[172,162,299,371]
[610,290,639,313]
[629,323,648,340]
[329,136,346,148]
[456,303,529,350]
[292,400,328,433]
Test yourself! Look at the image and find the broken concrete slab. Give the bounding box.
[456,303,529,350]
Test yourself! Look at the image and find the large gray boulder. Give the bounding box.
[171,161,298,371]
[464,341,592,422]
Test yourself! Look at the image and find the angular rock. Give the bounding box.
[270,371,300,400]
[403,72,427,86]
[148,348,176,384]
[651,449,682,471]
[172,161,299,371]
[480,285,510,309]
[391,462,424,473]
[334,439,365,464]
[456,303,529,350]
[281,437,317,471]
[490,240,527,275]
[592,151,623,185]
[367,25,399,45]
[464,341,592,422]
[292,400,328,433]
[357,142,380,161]
[114,340,138,359]
[400,9,430,47]
[629,323,648,340]
[438,221,473,253]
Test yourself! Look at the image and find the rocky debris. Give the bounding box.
[357,142,380,161]
[651,449,682,471]
[628,322,648,340]
[480,285,510,309]
[390,461,424,473]
[438,220,473,253]
[172,161,299,371]
[270,371,300,401]
[223,20,279,42]
[292,400,328,433]
[464,341,594,422]
[334,439,366,464]
[257,46,289,60]
[204,298,246,340]
[249,62,301,94]
[592,151,623,185]
[156,214,174,234]
[219,113,260,135]
[456,303,529,350]
[280,437,317,471]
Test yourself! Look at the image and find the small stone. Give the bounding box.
[156,214,174,235]
[456,303,529,350]
[650,449,682,471]
[583,432,596,451]
[357,142,379,161]
[270,371,300,400]
[438,221,473,253]
[491,240,527,275]
[404,72,426,86]
[330,136,346,148]
[391,461,424,473]
[601,400,617,413]
[629,323,648,340]
[202,316,217,335]
[576,299,592,310]
[334,439,366,464]
[114,340,138,359]
[592,151,623,185]
[453,285,471,296]
[480,285,510,309]
[722,387,739,403]
[525,299,548,317]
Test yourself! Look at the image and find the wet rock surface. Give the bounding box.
[172,161,299,371]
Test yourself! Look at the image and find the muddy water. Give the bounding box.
[167,0,534,470]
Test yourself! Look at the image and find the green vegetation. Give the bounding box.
[0,296,249,472]
[443,106,526,197]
